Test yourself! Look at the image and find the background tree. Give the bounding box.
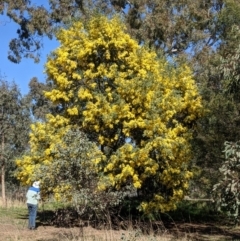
[189,0,240,199]
[0,0,231,63]
[213,141,240,225]
[1,0,104,63]
[16,15,203,214]
[0,78,30,205]
[26,77,63,121]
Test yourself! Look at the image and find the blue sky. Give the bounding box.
[0,14,59,96]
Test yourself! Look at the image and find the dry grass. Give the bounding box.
[0,212,189,241]
[1,197,239,241]
[0,198,190,241]
[0,224,189,241]
[0,196,26,209]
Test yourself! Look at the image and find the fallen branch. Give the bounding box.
[184,196,214,202]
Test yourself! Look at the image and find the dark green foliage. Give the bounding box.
[189,0,240,201]
[168,201,217,223]
[190,92,240,198]
[213,141,240,224]
[0,79,30,167]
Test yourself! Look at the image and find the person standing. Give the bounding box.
[26,181,41,230]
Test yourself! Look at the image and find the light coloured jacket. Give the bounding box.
[26,187,40,205]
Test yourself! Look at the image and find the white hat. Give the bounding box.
[32,181,40,188]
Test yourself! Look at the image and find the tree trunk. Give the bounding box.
[1,134,5,207]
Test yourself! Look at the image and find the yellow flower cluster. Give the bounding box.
[67,107,78,116]
[53,184,72,202]
[15,114,70,188]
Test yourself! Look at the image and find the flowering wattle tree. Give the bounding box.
[16,15,203,214]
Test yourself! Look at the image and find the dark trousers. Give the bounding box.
[27,203,38,229]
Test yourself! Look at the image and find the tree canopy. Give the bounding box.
[15,15,203,214]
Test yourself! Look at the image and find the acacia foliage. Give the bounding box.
[16,16,203,213]
[36,128,127,215]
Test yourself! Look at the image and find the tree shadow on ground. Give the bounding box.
[164,222,240,241]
